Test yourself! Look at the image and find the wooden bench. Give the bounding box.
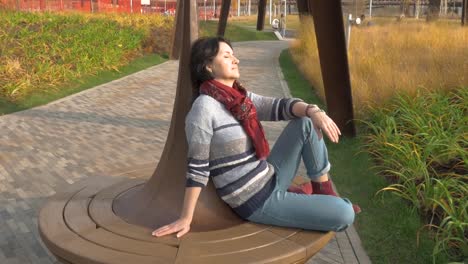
[39,166,334,264]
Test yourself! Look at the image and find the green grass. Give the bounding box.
[0,53,166,115]
[0,14,274,116]
[199,20,277,41]
[362,88,467,261]
[279,48,452,264]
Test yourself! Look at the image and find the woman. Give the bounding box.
[152,37,358,238]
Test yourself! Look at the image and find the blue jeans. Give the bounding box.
[247,117,355,232]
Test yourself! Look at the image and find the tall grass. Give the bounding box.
[362,88,467,261]
[291,16,468,118]
[291,16,467,261]
[0,11,173,101]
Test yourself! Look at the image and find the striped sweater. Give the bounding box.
[185,91,302,218]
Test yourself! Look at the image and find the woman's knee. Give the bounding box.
[289,117,312,137]
[332,201,355,232]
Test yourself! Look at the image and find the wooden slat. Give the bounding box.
[287,231,335,259]
[38,181,173,264]
[176,229,306,264]
[88,179,180,246]
[64,185,177,261]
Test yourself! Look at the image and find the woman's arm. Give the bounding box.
[152,186,202,238]
[151,101,213,238]
[247,91,303,121]
[292,101,342,143]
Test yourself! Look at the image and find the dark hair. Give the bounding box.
[190,36,233,100]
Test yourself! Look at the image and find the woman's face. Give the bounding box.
[206,41,240,86]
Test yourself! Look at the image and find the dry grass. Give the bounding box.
[291,16,468,118]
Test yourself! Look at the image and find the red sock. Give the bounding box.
[312,180,362,214]
[311,180,338,196]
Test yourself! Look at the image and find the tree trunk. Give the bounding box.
[427,0,441,21]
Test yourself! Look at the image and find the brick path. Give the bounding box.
[0,41,370,264]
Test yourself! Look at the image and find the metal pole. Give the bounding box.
[205,0,207,20]
[307,0,356,137]
[218,0,231,36]
[130,0,133,13]
[238,0,240,16]
[269,0,272,24]
[248,0,251,15]
[346,14,352,51]
[165,0,167,13]
[284,0,286,18]
[463,0,467,26]
[257,0,267,30]
[369,0,372,18]
[283,0,287,37]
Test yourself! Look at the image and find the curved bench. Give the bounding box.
[39,167,335,264]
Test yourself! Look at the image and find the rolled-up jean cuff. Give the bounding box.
[307,162,331,179]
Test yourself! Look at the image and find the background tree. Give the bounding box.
[427,0,441,21]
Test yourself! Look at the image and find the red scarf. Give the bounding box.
[199,79,270,160]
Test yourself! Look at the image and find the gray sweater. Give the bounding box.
[185,91,302,218]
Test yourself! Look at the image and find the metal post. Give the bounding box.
[218,0,231,36]
[130,0,133,13]
[463,0,468,26]
[257,0,266,30]
[308,0,356,137]
[283,0,287,36]
[205,0,207,20]
[238,0,240,16]
[284,0,286,18]
[248,0,251,15]
[369,0,373,18]
[269,0,272,24]
[346,14,352,51]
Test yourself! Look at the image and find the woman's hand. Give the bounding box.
[309,111,341,143]
[152,217,192,238]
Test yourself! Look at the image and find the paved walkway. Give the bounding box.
[0,41,370,264]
